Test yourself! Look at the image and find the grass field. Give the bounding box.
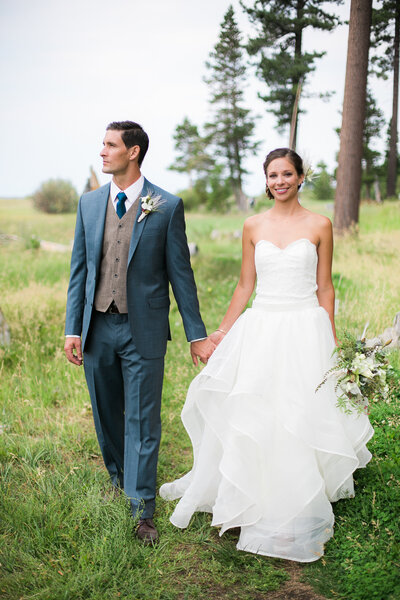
[0,196,399,600]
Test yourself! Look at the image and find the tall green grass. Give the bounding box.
[1,198,399,599]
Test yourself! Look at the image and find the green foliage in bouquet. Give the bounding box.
[316,331,391,415]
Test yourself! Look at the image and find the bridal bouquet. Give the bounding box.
[316,332,392,415]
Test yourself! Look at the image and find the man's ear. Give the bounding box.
[129,145,140,162]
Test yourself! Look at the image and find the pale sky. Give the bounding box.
[0,0,393,198]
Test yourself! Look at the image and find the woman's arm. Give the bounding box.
[316,217,337,344]
[210,220,257,345]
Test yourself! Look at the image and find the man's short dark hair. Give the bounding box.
[106,121,149,166]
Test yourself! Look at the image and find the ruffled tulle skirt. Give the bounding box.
[160,297,374,562]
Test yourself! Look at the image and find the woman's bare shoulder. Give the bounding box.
[243,212,267,230]
[304,209,332,231]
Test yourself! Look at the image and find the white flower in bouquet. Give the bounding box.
[341,381,362,396]
[377,368,387,385]
[316,330,392,415]
[351,353,375,379]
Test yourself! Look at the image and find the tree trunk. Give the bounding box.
[289,79,302,150]
[386,6,400,198]
[232,137,247,210]
[374,177,382,203]
[290,0,305,150]
[334,0,372,232]
[233,184,247,210]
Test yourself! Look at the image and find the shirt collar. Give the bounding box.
[110,174,145,206]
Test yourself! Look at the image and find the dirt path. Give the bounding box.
[265,562,328,600]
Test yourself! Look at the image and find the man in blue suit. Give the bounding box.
[64,121,214,543]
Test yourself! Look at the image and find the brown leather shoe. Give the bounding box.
[136,518,159,544]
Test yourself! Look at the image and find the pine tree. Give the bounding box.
[334,0,372,232]
[241,0,343,149]
[362,89,386,199]
[169,117,213,189]
[205,5,259,210]
[370,0,400,198]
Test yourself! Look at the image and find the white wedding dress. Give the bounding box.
[160,238,374,562]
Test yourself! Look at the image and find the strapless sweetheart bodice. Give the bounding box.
[254,238,318,306]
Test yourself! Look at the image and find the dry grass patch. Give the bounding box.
[333,229,400,336]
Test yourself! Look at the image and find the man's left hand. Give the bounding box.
[190,338,216,366]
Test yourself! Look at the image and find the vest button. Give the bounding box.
[114,273,118,278]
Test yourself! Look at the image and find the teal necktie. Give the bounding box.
[116,192,127,219]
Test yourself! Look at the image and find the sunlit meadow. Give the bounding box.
[0,196,399,600]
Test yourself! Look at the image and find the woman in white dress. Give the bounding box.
[160,148,374,562]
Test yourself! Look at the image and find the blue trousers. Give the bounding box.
[83,311,164,519]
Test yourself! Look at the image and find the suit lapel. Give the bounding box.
[128,178,151,265]
[94,183,111,273]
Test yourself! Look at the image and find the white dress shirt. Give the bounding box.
[110,175,144,213]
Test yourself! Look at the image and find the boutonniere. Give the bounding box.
[137,192,165,223]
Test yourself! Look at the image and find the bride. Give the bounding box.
[160,148,374,562]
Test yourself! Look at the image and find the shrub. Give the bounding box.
[179,187,204,211]
[312,162,335,201]
[32,179,78,214]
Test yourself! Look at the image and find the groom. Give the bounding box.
[64,121,214,543]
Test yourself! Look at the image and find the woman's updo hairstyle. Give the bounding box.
[263,148,304,199]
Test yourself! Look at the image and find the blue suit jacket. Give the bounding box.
[65,178,207,359]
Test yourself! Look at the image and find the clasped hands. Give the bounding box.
[65,331,227,368]
[190,330,226,366]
